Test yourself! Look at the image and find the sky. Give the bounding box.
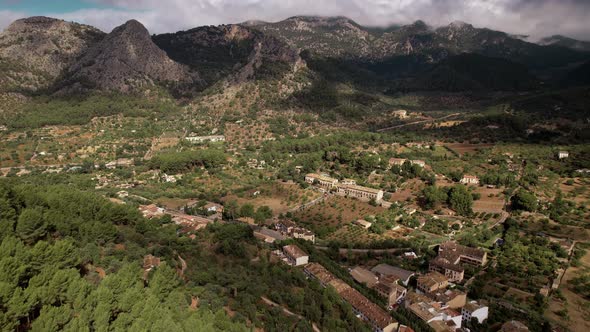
[1,0,589,41]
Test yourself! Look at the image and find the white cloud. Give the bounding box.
[0,9,26,32]
[0,0,589,40]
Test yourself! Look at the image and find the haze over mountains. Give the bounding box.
[0,15,588,95]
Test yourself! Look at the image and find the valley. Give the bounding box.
[0,13,589,332]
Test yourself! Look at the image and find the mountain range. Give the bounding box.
[0,15,588,96]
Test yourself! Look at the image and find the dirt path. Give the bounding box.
[546,246,590,331]
[377,113,460,132]
[260,296,321,332]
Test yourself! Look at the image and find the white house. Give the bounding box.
[283,245,309,266]
[558,151,569,159]
[461,301,488,324]
[460,175,480,185]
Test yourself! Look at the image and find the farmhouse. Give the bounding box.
[393,110,408,119]
[410,160,426,168]
[106,158,134,169]
[275,220,315,243]
[460,175,480,185]
[305,173,339,189]
[557,151,569,159]
[283,244,309,266]
[139,204,165,219]
[437,242,487,267]
[337,184,384,203]
[417,272,449,293]
[355,219,373,229]
[389,158,407,167]
[185,135,225,143]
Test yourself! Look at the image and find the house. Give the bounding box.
[106,158,134,169]
[404,252,419,260]
[185,135,225,143]
[162,173,178,183]
[460,175,480,185]
[417,272,449,293]
[427,289,467,309]
[389,158,407,167]
[305,173,339,189]
[501,321,529,332]
[410,160,426,168]
[374,275,407,306]
[337,184,384,203]
[557,151,569,159]
[350,267,379,287]
[461,301,488,324]
[371,264,415,286]
[355,219,373,229]
[407,298,462,331]
[143,254,161,272]
[139,204,165,219]
[393,110,408,119]
[275,220,315,243]
[429,257,465,282]
[437,242,487,267]
[283,244,309,266]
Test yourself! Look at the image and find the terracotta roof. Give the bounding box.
[305,263,336,285]
[418,272,448,289]
[350,267,378,287]
[283,244,308,259]
[438,241,486,263]
[430,257,465,272]
[371,264,415,281]
[338,287,395,329]
[338,184,383,194]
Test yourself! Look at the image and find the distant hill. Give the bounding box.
[539,35,590,52]
[0,15,587,96]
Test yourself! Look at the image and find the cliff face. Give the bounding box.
[63,20,200,92]
[0,16,105,91]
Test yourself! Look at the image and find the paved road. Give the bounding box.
[376,113,460,132]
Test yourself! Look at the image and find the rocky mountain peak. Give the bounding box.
[0,16,105,91]
[61,20,199,93]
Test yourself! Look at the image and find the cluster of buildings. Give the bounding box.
[304,173,384,203]
[305,262,399,332]
[139,204,214,235]
[403,271,488,332]
[388,158,426,168]
[185,135,225,143]
[350,264,414,308]
[275,219,315,243]
[429,242,487,283]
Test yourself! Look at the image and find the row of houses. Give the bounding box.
[305,173,385,203]
[305,262,399,332]
[388,158,426,168]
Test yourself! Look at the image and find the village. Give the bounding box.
[1,115,588,332]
